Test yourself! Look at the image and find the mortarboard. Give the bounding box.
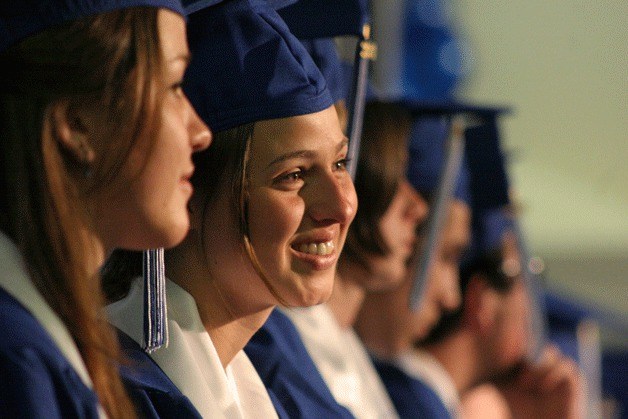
[183,0,296,15]
[467,108,549,362]
[464,108,511,210]
[183,0,333,133]
[463,108,550,362]
[299,39,346,104]
[406,115,470,203]
[458,107,514,268]
[0,0,186,53]
[459,107,513,262]
[278,0,368,39]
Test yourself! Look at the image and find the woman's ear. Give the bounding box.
[51,101,95,165]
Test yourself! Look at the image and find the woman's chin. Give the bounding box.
[283,279,334,308]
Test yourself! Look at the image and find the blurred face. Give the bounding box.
[94,9,211,252]
[365,180,428,291]
[412,200,471,339]
[487,233,531,372]
[203,106,357,310]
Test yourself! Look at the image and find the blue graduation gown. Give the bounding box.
[117,330,290,418]
[244,308,354,418]
[116,330,202,418]
[372,357,452,419]
[0,287,100,418]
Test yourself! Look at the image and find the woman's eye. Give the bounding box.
[277,170,303,184]
[334,158,350,171]
[171,81,185,97]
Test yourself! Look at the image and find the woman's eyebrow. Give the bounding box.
[338,137,349,151]
[266,137,349,168]
[267,150,316,168]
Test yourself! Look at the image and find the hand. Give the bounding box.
[497,345,585,419]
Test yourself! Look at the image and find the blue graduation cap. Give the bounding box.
[278,0,367,109]
[458,109,515,282]
[299,39,346,103]
[372,0,469,102]
[406,115,470,203]
[464,108,511,210]
[183,0,333,133]
[183,0,295,15]
[469,208,514,258]
[278,0,373,180]
[0,0,185,53]
[278,0,369,39]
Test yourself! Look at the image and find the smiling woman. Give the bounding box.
[245,111,355,306]
[102,0,357,417]
[279,100,428,418]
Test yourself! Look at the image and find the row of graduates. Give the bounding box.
[0,0,584,417]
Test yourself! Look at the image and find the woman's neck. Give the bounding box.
[326,260,368,329]
[165,233,274,369]
[204,303,274,369]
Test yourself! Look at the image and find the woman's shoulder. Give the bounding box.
[115,329,203,419]
[0,287,100,418]
[0,286,61,356]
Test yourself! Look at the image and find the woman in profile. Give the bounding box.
[0,1,210,417]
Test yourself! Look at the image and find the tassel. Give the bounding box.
[346,23,377,181]
[143,248,168,353]
[409,117,466,311]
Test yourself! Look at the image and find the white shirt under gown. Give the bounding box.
[282,304,399,419]
[107,278,278,419]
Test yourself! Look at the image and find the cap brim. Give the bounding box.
[396,99,511,117]
[279,0,368,38]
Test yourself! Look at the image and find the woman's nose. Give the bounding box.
[307,173,357,226]
[400,180,429,224]
[187,97,212,152]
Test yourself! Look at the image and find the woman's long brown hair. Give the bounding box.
[342,101,412,272]
[0,7,168,418]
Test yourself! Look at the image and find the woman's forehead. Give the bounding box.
[249,110,345,165]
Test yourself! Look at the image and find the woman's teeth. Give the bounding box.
[297,241,334,256]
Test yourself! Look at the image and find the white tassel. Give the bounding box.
[143,248,168,353]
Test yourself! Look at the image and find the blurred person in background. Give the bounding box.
[417,206,583,419]
[355,108,472,418]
